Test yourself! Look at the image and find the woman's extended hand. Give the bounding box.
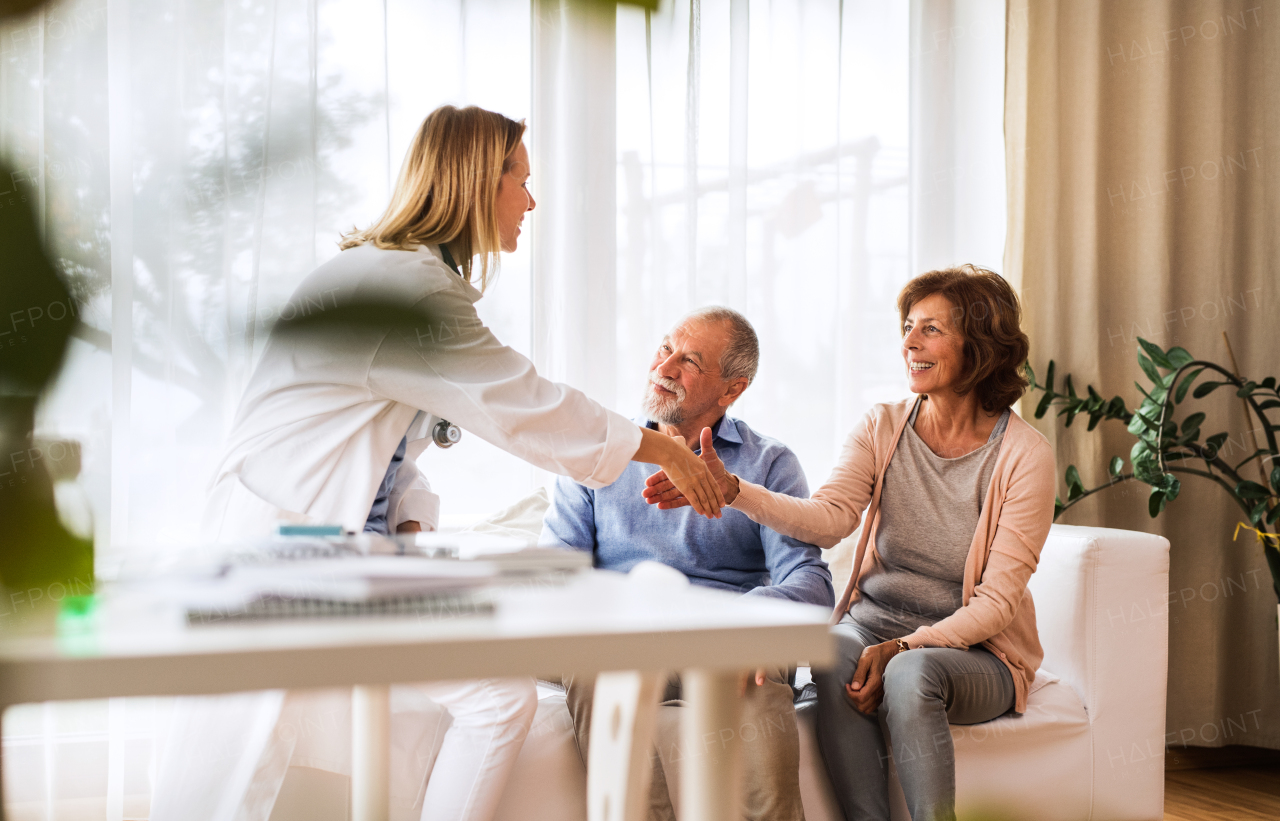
[642,427,739,510]
[846,640,904,715]
[634,427,725,518]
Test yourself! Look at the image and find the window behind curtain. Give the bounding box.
[5,0,1002,546]
[614,0,912,490]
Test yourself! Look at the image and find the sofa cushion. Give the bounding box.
[951,678,1091,821]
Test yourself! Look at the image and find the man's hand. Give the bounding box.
[845,640,903,714]
[643,426,739,509]
[633,427,724,518]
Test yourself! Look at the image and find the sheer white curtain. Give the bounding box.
[7,0,536,552]
[3,0,534,815]
[1,0,1003,816]
[611,0,1003,486]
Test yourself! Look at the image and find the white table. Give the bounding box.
[0,570,831,821]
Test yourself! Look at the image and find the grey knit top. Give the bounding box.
[846,403,1010,641]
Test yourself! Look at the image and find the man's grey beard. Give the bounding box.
[643,375,686,426]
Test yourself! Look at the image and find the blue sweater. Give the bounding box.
[540,416,834,607]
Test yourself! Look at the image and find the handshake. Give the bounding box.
[641,426,741,516]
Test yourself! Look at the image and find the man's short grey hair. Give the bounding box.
[680,306,760,386]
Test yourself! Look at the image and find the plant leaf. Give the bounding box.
[1237,382,1258,397]
[1175,368,1205,403]
[1137,354,1162,385]
[1131,446,1163,485]
[1193,381,1229,399]
[1250,499,1268,526]
[1272,465,1280,494]
[1235,480,1272,501]
[1150,383,1168,404]
[1181,412,1207,434]
[1024,362,1036,387]
[1065,465,1085,501]
[1109,456,1125,478]
[1166,347,1194,368]
[1127,410,1161,437]
[1137,338,1173,370]
[1258,399,1280,411]
[1044,361,1055,393]
[1065,375,1077,400]
[1261,376,1276,391]
[1148,489,1167,518]
[1205,432,1230,456]
[1054,497,1065,520]
[1268,504,1280,525]
[1035,388,1053,419]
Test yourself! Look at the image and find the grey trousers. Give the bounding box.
[562,669,805,821]
[812,618,1015,821]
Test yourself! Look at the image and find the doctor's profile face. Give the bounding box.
[496,142,536,253]
[643,320,732,426]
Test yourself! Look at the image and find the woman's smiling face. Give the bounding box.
[495,142,535,252]
[902,292,966,395]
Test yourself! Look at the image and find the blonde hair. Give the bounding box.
[340,105,526,291]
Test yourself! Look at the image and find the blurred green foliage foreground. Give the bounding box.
[0,162,94,603]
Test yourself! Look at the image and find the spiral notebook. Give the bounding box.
[186,588,495,625]
[182,555,500,625]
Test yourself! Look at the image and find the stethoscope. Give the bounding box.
[409,410,461,449]
[432,417,462,448]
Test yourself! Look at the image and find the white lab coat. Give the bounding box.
[202,241,641,539]
[156,243,643,821]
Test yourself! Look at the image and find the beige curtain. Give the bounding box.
[1006,0,1280,750]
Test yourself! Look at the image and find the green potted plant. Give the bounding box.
[1026,337,1279,613]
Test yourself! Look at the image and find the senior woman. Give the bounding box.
[644,265,1056,821]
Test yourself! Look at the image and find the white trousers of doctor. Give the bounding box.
[150,678,538,821]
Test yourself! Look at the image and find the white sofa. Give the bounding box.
[272,524,1170,821]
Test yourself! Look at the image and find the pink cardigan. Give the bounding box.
[731,396,1057,713]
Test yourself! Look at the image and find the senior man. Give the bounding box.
[540,306,833,821]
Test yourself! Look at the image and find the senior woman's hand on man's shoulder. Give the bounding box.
[642,426,740,510]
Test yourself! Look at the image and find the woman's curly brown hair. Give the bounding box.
[897,265,1030,413]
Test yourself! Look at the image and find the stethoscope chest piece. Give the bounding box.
[433,418,462,448]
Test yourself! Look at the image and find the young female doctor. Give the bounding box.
[152,106,723,821]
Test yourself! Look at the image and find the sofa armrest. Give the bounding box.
[1027,524,1170,820]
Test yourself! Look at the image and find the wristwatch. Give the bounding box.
[894,638,911,654]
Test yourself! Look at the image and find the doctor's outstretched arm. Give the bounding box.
[367,286,723,517]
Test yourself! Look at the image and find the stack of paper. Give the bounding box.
[155,532,588,624]
[414,532,592,573]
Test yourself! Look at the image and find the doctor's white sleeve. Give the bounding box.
[386,458,440,533]
[366,288,643,490]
